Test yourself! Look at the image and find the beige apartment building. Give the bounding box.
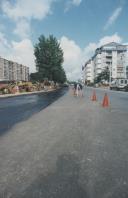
[0,56,29,82]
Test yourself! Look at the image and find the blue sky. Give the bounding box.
[0,0,127,80]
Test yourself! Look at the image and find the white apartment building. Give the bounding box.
[83,42,128,84]
[84,59,94,84]
[125,45,128,78]
[0,56,29,82]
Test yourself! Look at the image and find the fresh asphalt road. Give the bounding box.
[0,88,68,135]
[0,87,128,198]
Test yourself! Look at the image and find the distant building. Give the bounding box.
[0,56,29,82]
[84,59,94,84]
[83,42,128,84]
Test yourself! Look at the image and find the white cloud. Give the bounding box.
[13,19,31,39]
[65,0,82,12]
[60,36,84,80]
[0,32,11,56]
[2,0,56,39]
[9,39,35,72]
[104,7,122,30]
[83,43,97,59]
[2,0,55,21]
[0,32,35,73]
[98,33,122,46]
[60,33,122,80]
[72,0,82,6]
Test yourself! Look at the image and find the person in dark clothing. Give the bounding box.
[77,83,83,97]
[79,83,83,90]
[73,82,77,96]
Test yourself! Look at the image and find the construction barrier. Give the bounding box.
[102,93,109,108]
[91,90,97,101]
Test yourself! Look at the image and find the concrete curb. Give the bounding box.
[0,88,59,99]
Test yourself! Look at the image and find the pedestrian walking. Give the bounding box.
[76,83,83,97]
[76,83,80,96]
[73,82,77,96]
[79,83,83,97]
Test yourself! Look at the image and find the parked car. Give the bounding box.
[124,84,128,92]
[110,79,128,91]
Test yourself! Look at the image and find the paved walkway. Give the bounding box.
[0,89,128,198]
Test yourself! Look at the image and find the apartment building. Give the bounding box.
[0,58,4,80]
[0,56,29,82]
[125,46,128,79]
[84,59,94,83]
[83,42,128,84]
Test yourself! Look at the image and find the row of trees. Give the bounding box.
[30,35,66,83]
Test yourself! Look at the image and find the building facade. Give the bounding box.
[83,42,128,84]
[84,59,94,83]
[0,56,29,82]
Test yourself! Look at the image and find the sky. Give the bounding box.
[0,0,128,80]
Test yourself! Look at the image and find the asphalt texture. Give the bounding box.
[0,88,67,135]
[0,87,128,198]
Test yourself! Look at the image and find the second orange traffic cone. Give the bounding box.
[91,90,97,101]
[102,93,109,107]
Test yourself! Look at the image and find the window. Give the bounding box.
[125,80,127,84]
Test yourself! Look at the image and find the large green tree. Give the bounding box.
[34,35,66,83]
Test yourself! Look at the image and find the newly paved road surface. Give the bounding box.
[0,88,67,135]
[0,87,128,198]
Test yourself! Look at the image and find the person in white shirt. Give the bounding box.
[76,83,83,97]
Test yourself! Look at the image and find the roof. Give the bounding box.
[84,59,91,67]
[95,42,128,56]
[102,42,123,48]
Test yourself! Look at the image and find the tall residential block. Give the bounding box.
[0,56,29,82]
[83,42,128,84]
[84,59,94,83]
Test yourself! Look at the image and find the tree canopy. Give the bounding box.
[33,35,66,83]
[94,67,110,84]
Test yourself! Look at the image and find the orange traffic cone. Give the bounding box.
[102,93,109,107]
[91,90,97,101]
